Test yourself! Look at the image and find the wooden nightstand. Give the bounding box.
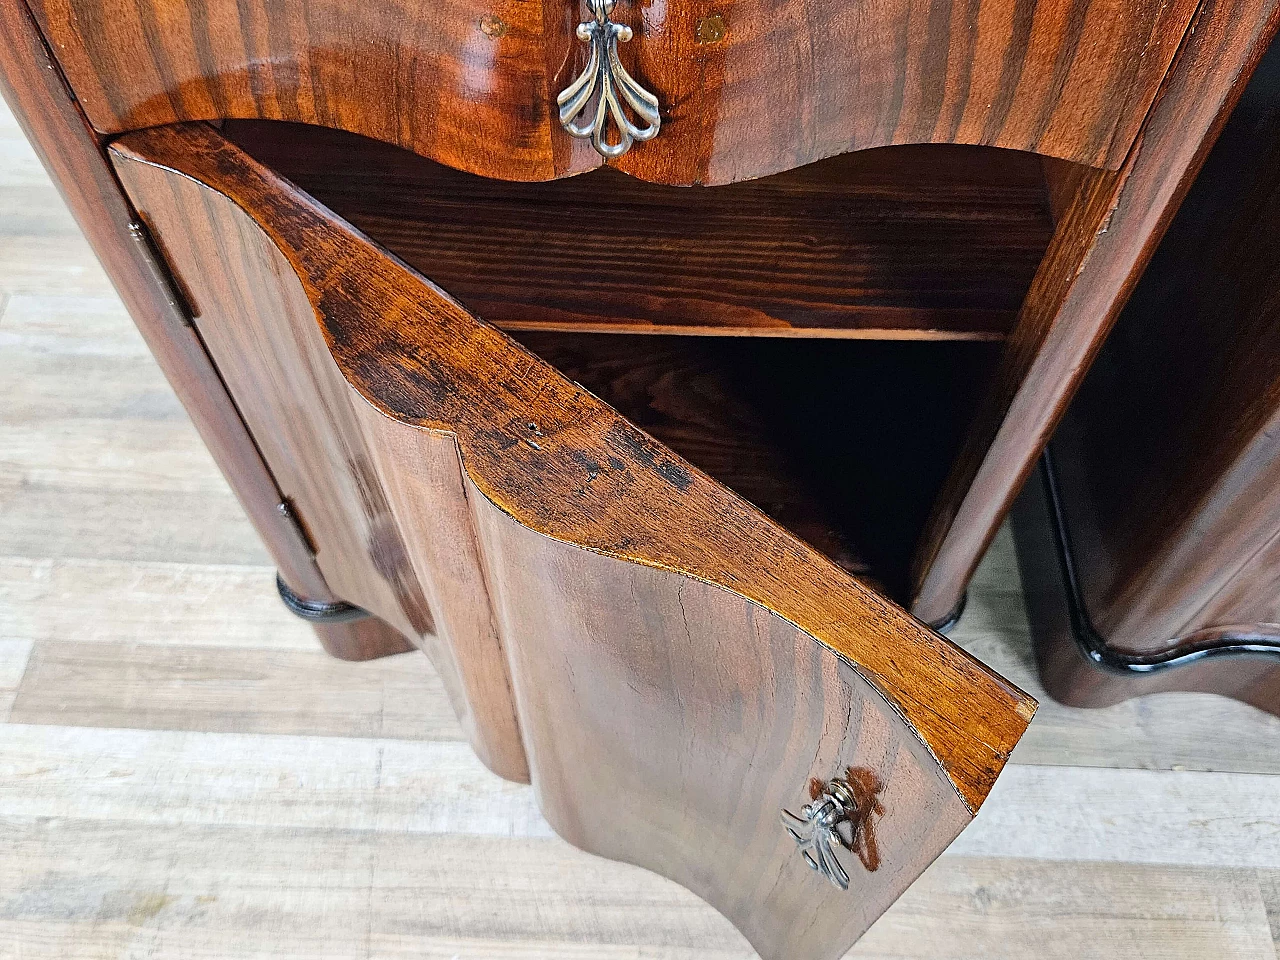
[2,0,1275,955]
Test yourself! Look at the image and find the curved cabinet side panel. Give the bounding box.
[113,146,530,782]
[348,397,975,957]
[1013,460,1280,716]
[471,501,973,960]
[908,0,1280,626]
[37,0,1197,183]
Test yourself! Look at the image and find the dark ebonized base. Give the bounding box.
[1011,454,1280,716]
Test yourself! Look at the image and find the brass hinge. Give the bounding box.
[127,220,194,326]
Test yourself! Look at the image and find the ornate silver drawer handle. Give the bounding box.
[557,0,660,159]
[780,777,860,890]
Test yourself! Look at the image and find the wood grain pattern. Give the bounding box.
[0,646,1274,938]
[1050,34,1280,653]
[510,332,999,601]
[0,556,310,646]
[910,162,1121,622]
[472,503,975,960]
[225,121,1054,341]
[0,724,545,834]
[7,640,454,739]
[1010,34,1280,714]
[947,763,1280,868]
[109,141,529,782]
[0,640,32,723]
[31,0,1197,184]
[111,119,1034,810]
[954,525,1280,774]
[1013,467,1280,716]
[908,0,1280,624]
[0,0,407,661]
[0,795,1275,958]
[2,721,1278,869]
[8,89,1280,960]
[110,122,1033,960]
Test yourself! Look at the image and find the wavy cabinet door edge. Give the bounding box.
[108,122,1035,960]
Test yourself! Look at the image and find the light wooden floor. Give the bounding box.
[2,101,1279,960]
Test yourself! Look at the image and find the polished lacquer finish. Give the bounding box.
[909,0,1280,625]
[110,122,1034,960]
[32,0,1197,183]
[8,0,1280,950]
[17,0,1280,633]
[1015,35,1280,716]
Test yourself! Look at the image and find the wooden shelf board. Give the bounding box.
[225,121,1054,343]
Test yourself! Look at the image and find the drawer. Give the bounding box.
[107,121,1035,960]
[34,0,1197,183]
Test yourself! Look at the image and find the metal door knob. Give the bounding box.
[780,777,861,890]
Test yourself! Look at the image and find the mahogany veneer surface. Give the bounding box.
[10,0,1280,945]
[21,0,1276,638]
[111,119,1035,808]
[224,121,1055,341]
[1015,32,1280,715]
[109,121,1034,960]
[906,0,1280,624]
[30,0,1198,183]
[1051,32,1280,653]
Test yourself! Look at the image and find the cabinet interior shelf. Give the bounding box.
[225,121,1056,342]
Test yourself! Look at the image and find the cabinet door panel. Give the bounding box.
[110,121,1034,960]
[472,505,974,959]
[37,0,1197,182]
[111,136,529,783]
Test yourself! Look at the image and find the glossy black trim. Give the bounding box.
[1039,449,1280,675]
[276,574,371,624]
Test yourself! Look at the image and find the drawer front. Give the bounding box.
[43,0,1195,184]
[110,122,1034,960]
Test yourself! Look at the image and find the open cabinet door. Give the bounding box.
[109,124,1035,960]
